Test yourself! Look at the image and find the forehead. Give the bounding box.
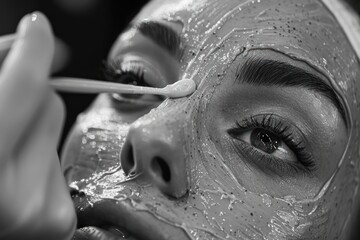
[132,0,359,126]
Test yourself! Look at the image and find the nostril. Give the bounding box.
[69,187,79,199]
[151,157,171,182]
[128,145,135,169]
[121,144,136,176]
[69,187,85,199]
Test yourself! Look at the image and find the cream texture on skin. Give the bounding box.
[61,0,360,239]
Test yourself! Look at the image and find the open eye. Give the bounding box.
[227,115,316,174]
[103,56,166,108]
[236,128,297,163]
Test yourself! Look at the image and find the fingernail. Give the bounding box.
[29,11,48,24]
[17,12,49,38]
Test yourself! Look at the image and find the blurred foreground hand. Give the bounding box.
[0,12,76,240]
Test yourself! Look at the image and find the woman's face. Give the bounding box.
[62,0,360,239]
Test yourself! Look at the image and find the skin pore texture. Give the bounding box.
[61,0,360,239]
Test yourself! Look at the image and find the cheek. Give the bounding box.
[175,148,329,239]
[61,106,130,183]
[184,126,331,239]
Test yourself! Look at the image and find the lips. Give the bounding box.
[73,226,138,240]
[72,197,190,240]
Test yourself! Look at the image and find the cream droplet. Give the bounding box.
[163,78,197,98]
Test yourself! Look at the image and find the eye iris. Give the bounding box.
[250,129,280,154]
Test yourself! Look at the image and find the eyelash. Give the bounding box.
[228,114,316,174]
[102,59,148,87]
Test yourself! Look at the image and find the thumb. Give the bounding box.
[0,12,55,156]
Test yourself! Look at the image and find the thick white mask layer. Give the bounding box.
[69,0,360,239]
[323,0,360,60]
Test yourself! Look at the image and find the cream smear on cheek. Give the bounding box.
[65,101,130,184]
[69,0,360,239]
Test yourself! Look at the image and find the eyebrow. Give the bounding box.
[236,58,347,125]
[132,21,184,61]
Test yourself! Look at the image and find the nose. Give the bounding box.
[120,113,188,198]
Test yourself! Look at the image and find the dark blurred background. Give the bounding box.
[0,0,149,149]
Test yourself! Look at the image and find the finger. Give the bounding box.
[0,12,55,155]
[18,93,75,239]
[0,35,69,74]
[0,34,16,52]
[1,93,76,239]
[0,48,9,66]
[0,34,15,64]
[0,93,64,207]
